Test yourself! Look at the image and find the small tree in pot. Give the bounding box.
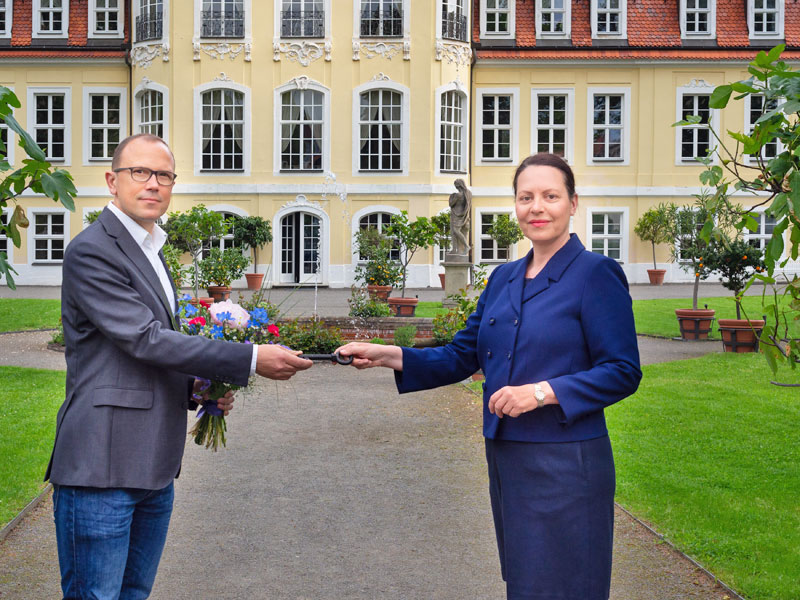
[486,213,524,263]
[232,215,273,290]
[384,211,438,316]
[634,202,676,285]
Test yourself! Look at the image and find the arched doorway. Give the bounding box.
[273,197,328,285]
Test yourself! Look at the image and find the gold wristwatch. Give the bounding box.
[533,383,546,409]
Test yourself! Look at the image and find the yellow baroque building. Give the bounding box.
[1,0,798,287]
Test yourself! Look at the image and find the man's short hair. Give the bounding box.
[111,134,175,170]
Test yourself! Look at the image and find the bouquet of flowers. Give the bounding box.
[177,296,281,450]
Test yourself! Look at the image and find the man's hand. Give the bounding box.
[255,344,313,380]
[334,342,403,371]
[191,380,236,416]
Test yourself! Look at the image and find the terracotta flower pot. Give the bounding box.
[388,296,418,317]
[245,273,264,291]
[438,273,446,288]
[675,308,716,340]
[646,269,666,285]
[717,319,765,353]
[206,286,232,302]
[366,284,392,302]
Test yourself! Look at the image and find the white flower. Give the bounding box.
[208,300,250,329]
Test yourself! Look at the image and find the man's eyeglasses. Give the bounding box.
[113,167,177,186]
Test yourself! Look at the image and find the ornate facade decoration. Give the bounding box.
[434,41,472,66]
[370,73,391,82]
[352,35,411,61]
[192,41,252,62]
[290,76,311,90]
[213,72,234,83]
[273,39,331,67]
[130,43,170,69]
[685,79,713,88]
[282,194,324,212]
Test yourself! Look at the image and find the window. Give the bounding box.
[479,213,512,262]
[744,212,777,252]
[745,94,780,164]
[532,90,573,162]
[481,0,514,37]
[34,0,67,36]
[479,92,514,162]
[681,0,715,37]
[137,89,165,138]
[748,0,783,38]
[136,0,163,42]
[537,0,569,37]
[30,90,69,163]
[202,211,239,258]
[360,0,402,37]
[281,0,324,37]
[674,208,703,263]
[591,0,626,38]
[86,92,123,161]
[0,210,8,259]
[589,92,625,162]
[0,115,10,165]
[33,213,66,263]
[358,89,402,172]
[674,84,720,165]
[439,90,466,173]
[441,0,467,42]
[0,0,12,38]
[201,88,245,171]
[358,212,399,260]
[201,0,244,38]
[590,212,623,261]
[90,0,122,36]
[280,88,323,171]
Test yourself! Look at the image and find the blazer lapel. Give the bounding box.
[505,252,530,318]
[99,209,177,329]
[521,234,585,304]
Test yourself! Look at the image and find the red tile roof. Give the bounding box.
[517,1,536,46]
[69,0,88,46]
[628,0,682,47]
[0,49,126,59]
[9,0,129,49]
[571,0,593,47]
[716,0,750,46]
[475,48,800,60]
[11,0,32,46]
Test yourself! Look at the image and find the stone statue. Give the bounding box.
[448,179,471,257]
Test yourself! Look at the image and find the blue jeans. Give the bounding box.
[53,483,174,600]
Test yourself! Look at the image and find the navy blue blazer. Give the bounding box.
[396,234,641,442]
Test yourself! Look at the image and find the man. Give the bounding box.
[45,133,311,600]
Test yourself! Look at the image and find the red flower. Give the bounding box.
[189,317,206,327]
[199,299,211,309]
[267,324,280,338]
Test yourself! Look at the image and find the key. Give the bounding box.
[298,352,354,365]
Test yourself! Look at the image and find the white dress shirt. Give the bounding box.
[106,202,258,376]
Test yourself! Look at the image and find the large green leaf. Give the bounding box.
[40,171,76,211]
[709,85,733,109]
[0,253,17,290]
[2,114,46,162]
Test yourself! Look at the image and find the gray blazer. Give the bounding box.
[46,208,253,490]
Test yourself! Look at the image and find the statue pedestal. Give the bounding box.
[442,260,471,307]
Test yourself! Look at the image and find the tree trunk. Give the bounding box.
[692,273,700,310]
[651,241,657,270]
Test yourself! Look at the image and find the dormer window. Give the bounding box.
[748,0,783,39]
[34,0,68,37]
[680,0,715,38]
[481,0,515,39]
[536,0,570,38]
[591,0,626,39]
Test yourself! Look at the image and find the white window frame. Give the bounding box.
[133,79,169,142]
[273,78,330,176]
[748,0,784,39]
[586,208,628,264]
[744,93,782,165]
[0,0,13,39]
[1,84,14,166]
[27,86,72,165]
[134,0,168,44]
[434,207,450,266]
[475,208,518,264]
[195,0,251,41]
[275,0,331,39]
[743,209,778,254]
[536,0,570,38]
[0,208,10,264]
[675,82,719,165]
[480,0,515,39]
[475,87,519,166]
[89,0,124,38]
[83,87,127,165]
[201,205,249,260]
[586,87,630,165]
[591,0,626,39]
[350,205,402,265]
[531,88,574,164]
[680,0,715,39]
[194,80,251,176]
[33,0,68,38]
[28,208,70,265]
[352,79,410,177]
[354,0,409,39]
[435,82,468,176]
[438,0,469,42]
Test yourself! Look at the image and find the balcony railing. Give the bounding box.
[442,11,467,42]
[280,9,324,38]
[135,10,163,42]
[200,8,244,38]
[359,8,403,37]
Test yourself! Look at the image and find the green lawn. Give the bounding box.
[415,301,448,318]
[0,366,64,528]
[0,299,61,333]
[606,353,800,600]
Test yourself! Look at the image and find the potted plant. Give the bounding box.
[704,237,766,352]
[384,211,439,316]
[487,213,524,263]
[431,211,451,288]
[634,202,676,285]
[161,242,187,289]
[354,227,402,302]
[163,205,230,300]
[194,247,250,302]
[232,215,273,290]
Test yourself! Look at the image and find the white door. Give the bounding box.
[279,211,322,284]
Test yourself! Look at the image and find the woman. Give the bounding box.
[337,153,642,599]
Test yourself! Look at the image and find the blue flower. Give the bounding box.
[181,294,192,302]
[210,325,225,339]
[183,303,198,317]
[216,311,233,323]
[249,307,270,327]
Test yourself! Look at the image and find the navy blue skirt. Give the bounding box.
[485,435,615,600]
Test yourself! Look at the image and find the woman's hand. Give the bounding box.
[489,381,555,418]
[335,342,404,371]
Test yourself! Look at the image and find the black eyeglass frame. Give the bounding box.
[113,166,178,186]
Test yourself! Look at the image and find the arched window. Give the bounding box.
[138,89,164,138]
[358,211,399,260]
[201,211,239,258]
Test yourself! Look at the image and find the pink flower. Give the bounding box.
[188,316,206,327]
[209,300,250,329]
[267,324,280,338]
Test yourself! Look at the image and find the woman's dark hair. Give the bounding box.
[512,153,576,199]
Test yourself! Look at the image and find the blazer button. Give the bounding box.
[506,351,511,360]
[513,318,519,326]
[489,317,496,325]
[487,350,492,358]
